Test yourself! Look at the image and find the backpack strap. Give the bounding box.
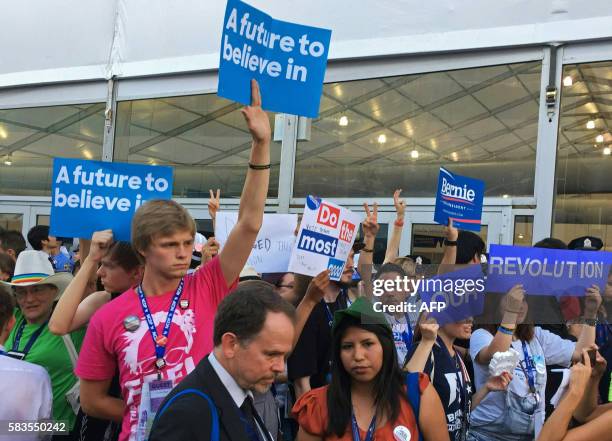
[405,372,424,441]
[154,389,219,441]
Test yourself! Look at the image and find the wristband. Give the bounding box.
[248,162,271,170]
[583,318,597,326]
[498,325,515,335]
[361,248,374,253]
[444,239,457,246]
[394,219,404,227]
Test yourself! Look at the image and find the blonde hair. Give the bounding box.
[391,256,417,277]
[131,200,196,255]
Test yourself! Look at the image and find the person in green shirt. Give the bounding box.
[1,250,84,434]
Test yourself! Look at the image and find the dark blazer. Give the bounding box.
[149,356,250,441]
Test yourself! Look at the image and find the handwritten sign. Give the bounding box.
[215,212,297,274]
[50,158,173,241]
[289,196,360,281]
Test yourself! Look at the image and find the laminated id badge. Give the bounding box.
[136,379,174,441]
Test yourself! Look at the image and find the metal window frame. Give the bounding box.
[5,42,612,243]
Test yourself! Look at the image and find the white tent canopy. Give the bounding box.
[2,0,612,89]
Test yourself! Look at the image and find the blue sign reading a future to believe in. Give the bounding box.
[50,158,173,241]
[218,0,332,118]
[434,167,485,232]
[487,244,612,296]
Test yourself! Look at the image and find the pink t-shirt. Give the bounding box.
[75,257,237,441]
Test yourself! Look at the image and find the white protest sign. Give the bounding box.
[289,196,361,281]
[215,212,297,274]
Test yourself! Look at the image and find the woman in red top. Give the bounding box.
[293,297,449,441]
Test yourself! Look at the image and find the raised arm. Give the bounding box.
[536,354,591,441]
[49,230,113,335]
[360,202,379,300]
[384,189,405,264]
[475,284,525,364]
[439,219,458,272]
[574,350,607,422]
[404,319,438,372]
[293,270,329,348]
[571,285,601,362]
[208,188,220,232]
[218,79,271,286]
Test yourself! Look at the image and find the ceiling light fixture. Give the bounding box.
[0,126,7,139]
[338,115,348,127]
[563,76,573,87]
[586,120,595,129]
[604,147,611,156]
[410,149,419,159]
[3,154,12,166]
[377,134,387,144]
[518,234,525,240]
[503,194,509,199]
[596,134,604,143]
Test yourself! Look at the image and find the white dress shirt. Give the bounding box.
[208,353,272,441]
[0,345,53,441]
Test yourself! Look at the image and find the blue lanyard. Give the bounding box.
[322,300,333,328]
[11,319,47,356]
[137,279,184,370]
[521,341,536,394]
[351,412,376,441]
[400,314,413,352]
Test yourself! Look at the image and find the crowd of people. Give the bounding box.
[1,80,611,441]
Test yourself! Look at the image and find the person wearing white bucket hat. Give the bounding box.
[2,250,85,437]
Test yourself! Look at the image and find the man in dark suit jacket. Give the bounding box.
[150,281,296,441]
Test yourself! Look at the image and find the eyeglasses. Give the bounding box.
[14,285,54,299]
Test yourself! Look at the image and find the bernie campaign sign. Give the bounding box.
[434,167,485,232]
[218,0,331,118]
[289,196,361,281]
[487,244,612,296]
[50,158,173,241]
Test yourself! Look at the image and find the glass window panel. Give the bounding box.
[294,62,541,198]
[553,61,612,251]
[0,104,105,196]
[36,215,50,226]
[411,224,488,264]
[0,213,23,231]
[513,215,533,246]
[114,95,279,198]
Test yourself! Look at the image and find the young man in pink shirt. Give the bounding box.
[75,80,271,441]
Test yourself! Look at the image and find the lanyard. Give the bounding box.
[400,313,413,352]
[322,300,334,328]
[11,319,47,356]
[137,279,184,374]
[351,412,376,441]
[521,341,536,394]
